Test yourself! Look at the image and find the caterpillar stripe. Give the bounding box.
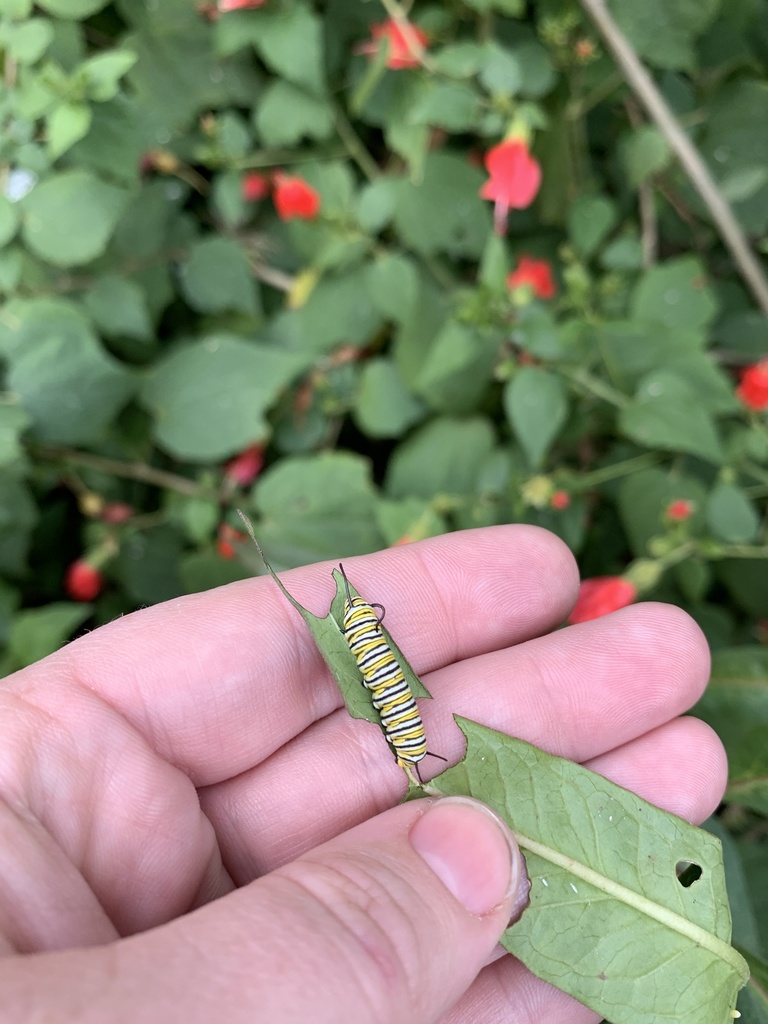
[339,565,445,783]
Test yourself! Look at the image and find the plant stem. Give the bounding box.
[574,452,660,489]
[579,0,768,317]
[34,445,204,497]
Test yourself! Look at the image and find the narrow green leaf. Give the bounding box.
[431,717,749,1024]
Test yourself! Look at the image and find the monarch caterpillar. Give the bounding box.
[339,564,445,783]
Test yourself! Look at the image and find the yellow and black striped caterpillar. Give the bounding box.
[339,564,444,783]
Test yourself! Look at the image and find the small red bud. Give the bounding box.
[64,560,104,602]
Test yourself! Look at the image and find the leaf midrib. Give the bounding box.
[513,828,750,982]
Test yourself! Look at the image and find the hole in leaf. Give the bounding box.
[675,860,703,887]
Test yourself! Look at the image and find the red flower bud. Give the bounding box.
[64,560,104,602]
[218,0,267,10]
[272,173,321,221]
[101,502,134,524]
[666,499,694,522]
[242,172,270,202]
[358,20,429,69]
[736,359,768,411]
[224,444,264,487]
[507,255,556,299]
[567,576,636,624]
[217,523,246,559]
[550,490,571,510]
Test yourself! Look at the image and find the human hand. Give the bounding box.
[0,526,725,1023]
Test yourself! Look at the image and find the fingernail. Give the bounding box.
[409,796,526,917]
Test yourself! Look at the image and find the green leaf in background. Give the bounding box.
[695,647,768,816]
[617,468,707,557]
[706,482,760,544]
[255,80,333,146]
[431,718,748,1024]
[0,404,31,468]
[567,195,617,259]
[364,254,419,324]
[504,368,568,468]
[179,551,252,595]
[374,497,446,547]
[79,49,137,101]
[409,80,482,132]
[285,268,383,355]
[416,320,500,414]
[84,274,153,341]
[385,417,496,500]
[8,603,92,670]
[611,0,719,70]
[46,103,92,160]
[1,300,135,445]
[736,948,768,1023]
[6,17,54,64]
[353,358,425,439]
[141,334,304,461]
[21,171,129,267]
[622,125,672,186]
[116,526,183,605]
[393,153,490,258]
[253,452,383,566]
[251,3,326,97]
[0,474,37,577]
[0,197,20,248]
[630,257,718,331]
[478,41,524,95]
[619,372,724,464]
[179,238,259,316]
[36,0,108,16]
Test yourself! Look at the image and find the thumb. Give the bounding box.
[125,796,528,1023]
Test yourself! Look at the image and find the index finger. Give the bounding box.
[16,525,579,784]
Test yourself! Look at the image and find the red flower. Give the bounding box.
[360,20,428,70]
[272,173,321,221]
[224,444,264,487]
[736,359,768,411]
[666,499,694,522]
[101,502,134,524]
[65,560,104,602]
[567,577,636,624]
[507,255,556,299]
[217,523,246,559]
[242,172,269,202]
[550,490,570,510]
[480,139,541,234]
[218,0,267,11]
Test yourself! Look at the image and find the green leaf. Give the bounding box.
[374,497,446,547]
[478,41,524,95]
[611,0,719,70]
[255,80,333,146]
[385,417,496,500]
[353,358,424,439]
[695,647,768,816]
[736,947,768,1023]
[623,125,672,186]
[180,551,252,595]
[567,195,617,258]
[0,474,37,576]
[116,526,182,605]
[0,197,20,248]
[619,372,724,464]
[416,320,500,414]
[393,153,490,258]
[364,255,419,324]
[409,80,482,131]
[141,335,304,462]
[1,299,135,445]
[251,4,325,97]
[46,103,92,160]
[504,368,568,468]
[356,180,396,233]
[83,275,152,340]
[0,402,31,467]
[6,18,54,64]
[36,0,108,15]
[617,468,707,557]
[706,482,760,543]
[8,604,92,670]
[21,171,129,267]
[179,238,259,316]
[431,718,749,1024]
[630,257,718,331]
[80,50,137,101]
[286,268,383,355]
[252,452,382,566]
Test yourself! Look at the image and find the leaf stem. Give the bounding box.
[33,444,203,497]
